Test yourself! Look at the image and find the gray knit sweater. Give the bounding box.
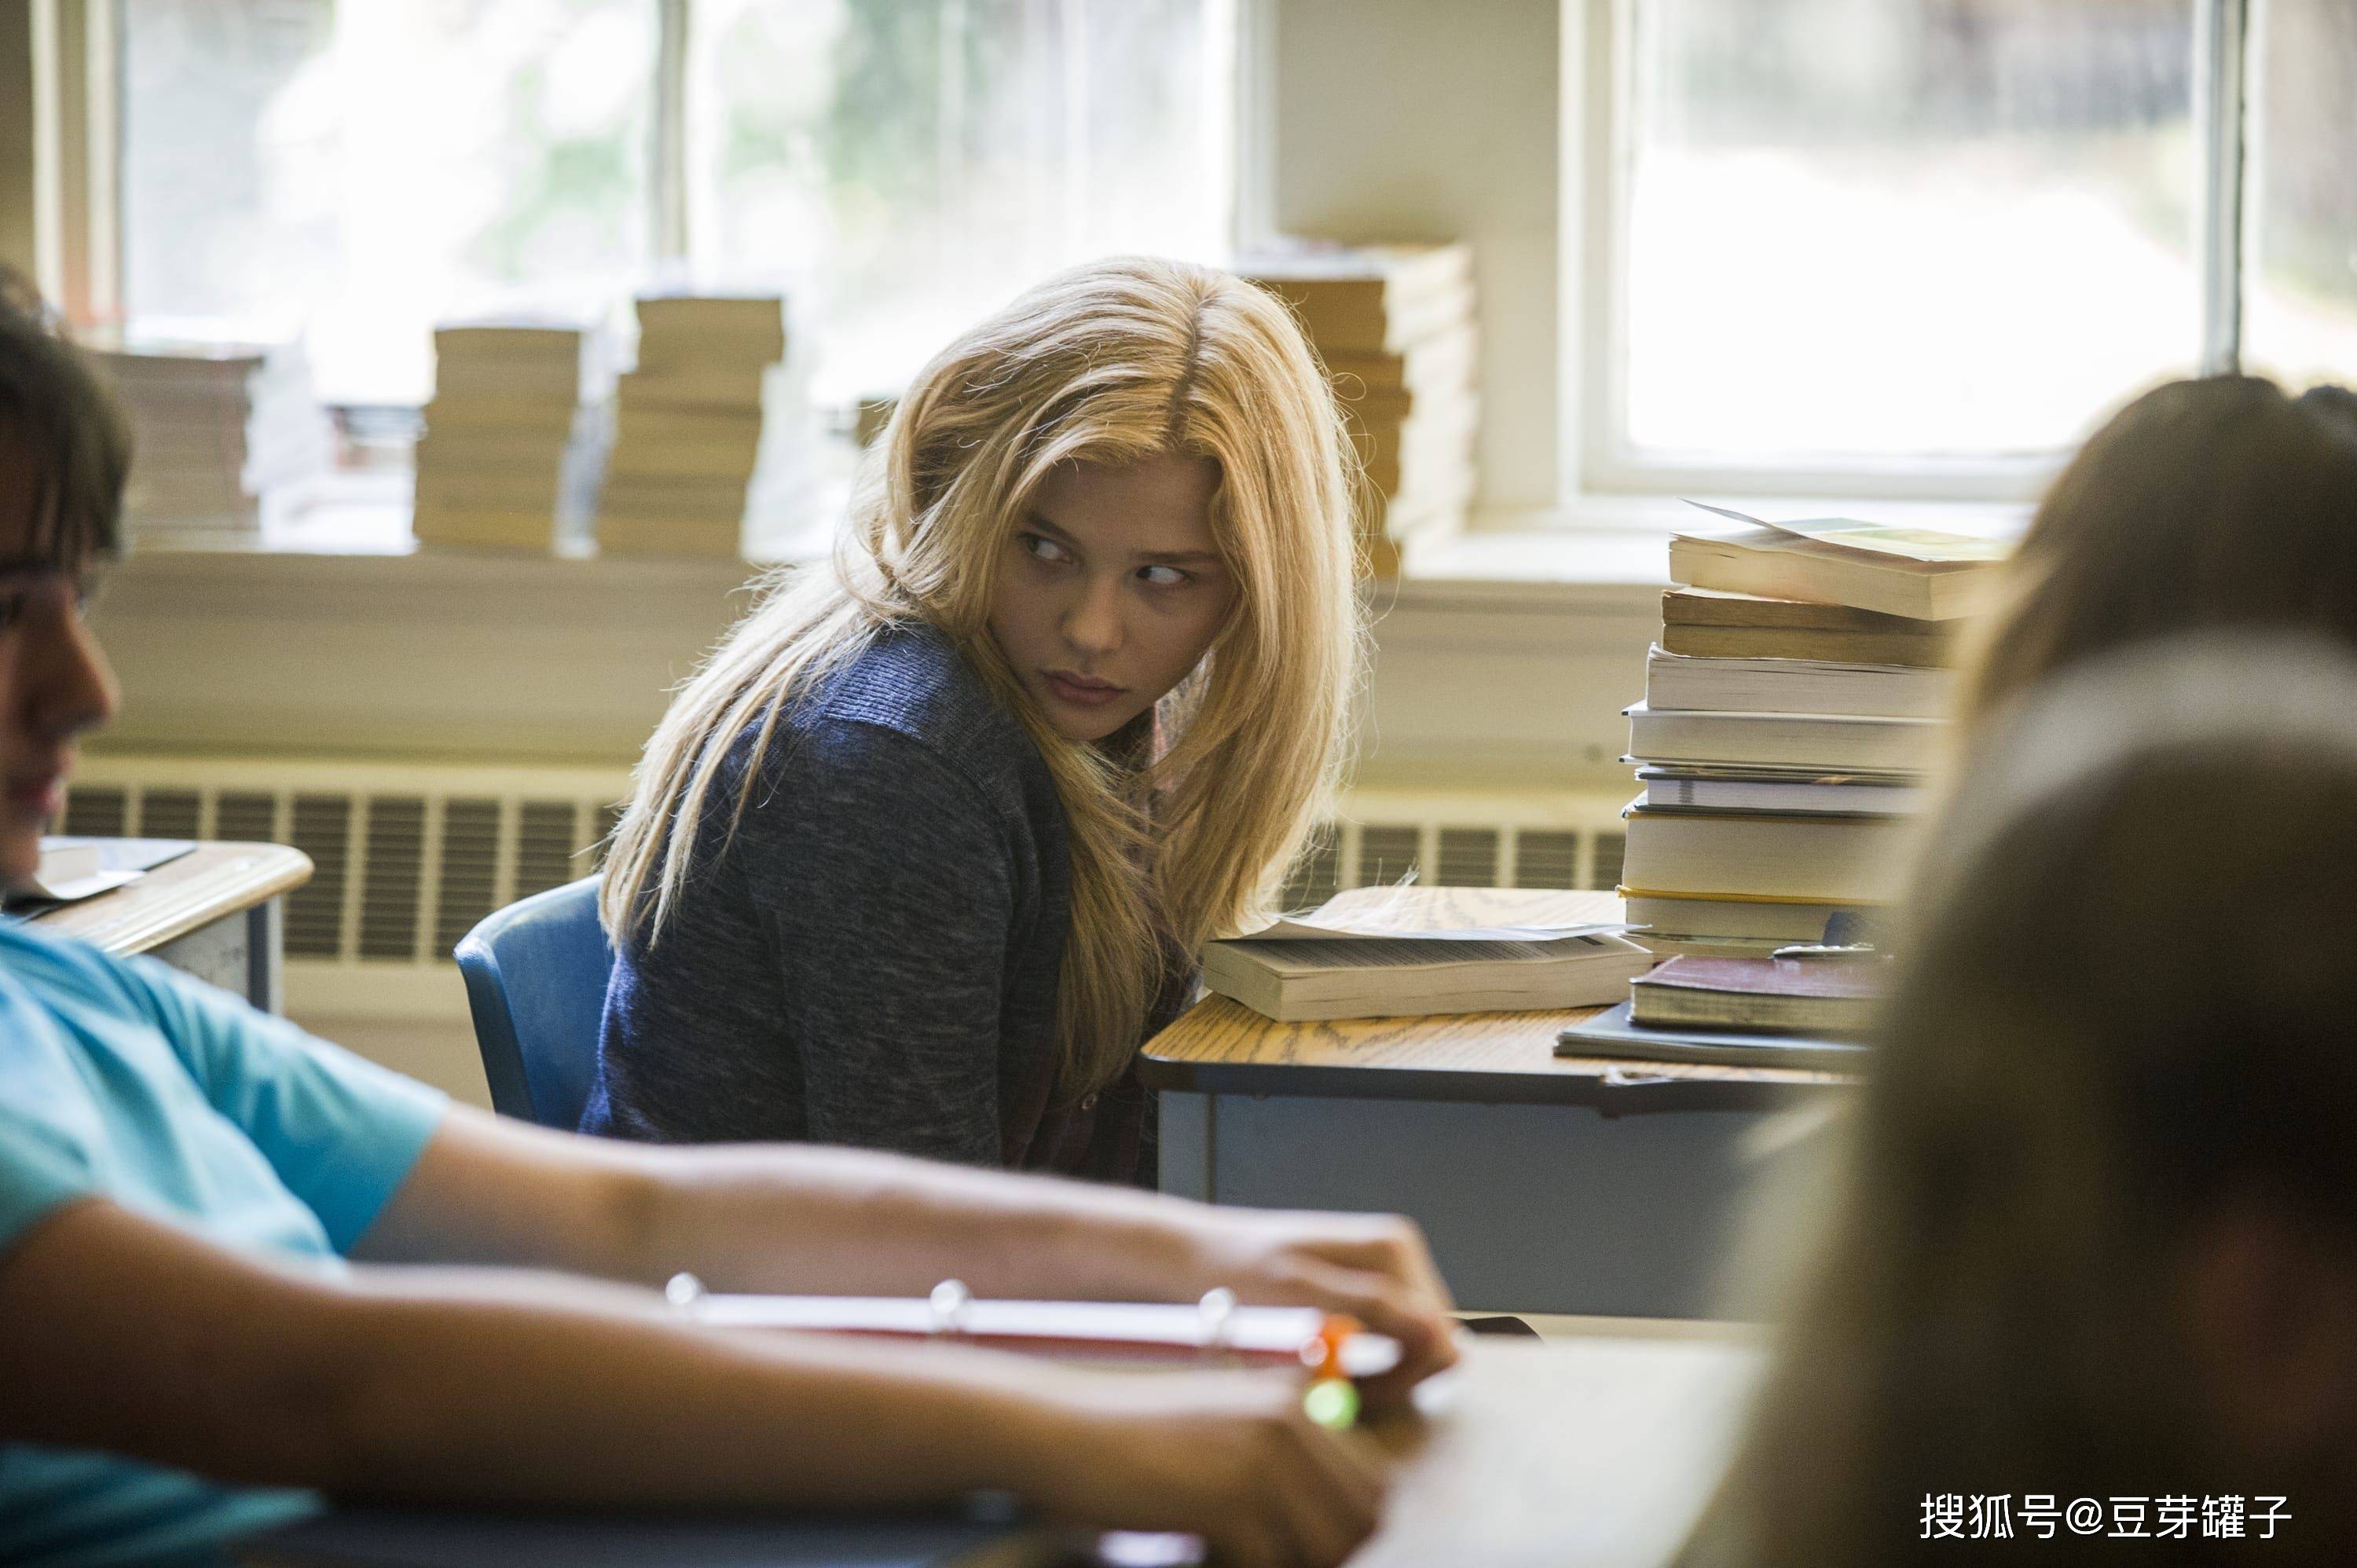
[580,621,1158,1182]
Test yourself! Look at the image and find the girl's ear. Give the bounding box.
[2176,1192,2357,1468]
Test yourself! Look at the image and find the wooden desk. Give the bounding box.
[1358,1330,1754,1566]
[28,841,311,1012]
[1140,998,1849,1318]
[236,1333,1757,1567]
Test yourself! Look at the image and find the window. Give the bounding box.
[1590,0,2357,496]
[2243,0,2357,390]
[123,0,658,407]
[685,0,1232,408]
[116,0,1233,411]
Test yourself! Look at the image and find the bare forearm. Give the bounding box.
[361,1112,1211,1302]
[626,1142,1218,1301]
[357,1112,1459,1394]
[7,1203,1070,1515]
[316,1270,1069,1509]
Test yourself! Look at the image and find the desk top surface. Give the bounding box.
[1358,1331,1753,1566]
[28,841,313,956]
[1137,994,1848,1108]
[236,1333,1756,1568]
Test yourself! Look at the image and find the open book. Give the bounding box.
[1205,886,1649,1022]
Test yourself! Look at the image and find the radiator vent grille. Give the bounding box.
[285,795,351,958]
[1277,829,1343,913]
[63,786,128,837]
[140,789,203,840]
[216,791,278,844]
[61,764,1630,966]
[515,801,581,902]
[1435,827,1501,887]
[357,797,427,961]
[1512,830,1582,889]
[434,798,504,956]
[1278,818,1627,909]
[1590,830,1627,892]
[1356,825,1421,887]
[62,763,629,970]
[592,803,626,860]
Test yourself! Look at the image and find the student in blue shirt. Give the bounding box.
[0,278,1451,1568]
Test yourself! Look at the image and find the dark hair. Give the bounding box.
[1688,636,2357,1566]
[0,267,130,566]
[1955,376,2357,733]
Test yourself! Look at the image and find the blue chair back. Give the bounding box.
[453,876,613,1129]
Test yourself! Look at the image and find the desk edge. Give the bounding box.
[1135,1053,1846,1113]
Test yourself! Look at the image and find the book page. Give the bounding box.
[1243,884,1629,943]
[1229,936,1625,972]
[1682,500,2013,563]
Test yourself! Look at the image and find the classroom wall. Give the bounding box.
[1267,0,1563,516]
[85,550,1658,786]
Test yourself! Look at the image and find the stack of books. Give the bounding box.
[413,321,604,551]
[1555,952,1882,1072]
[90,339,331,536]
[598,292,787,558]
[1618,510,2010,955]
[1241,243,1478,578]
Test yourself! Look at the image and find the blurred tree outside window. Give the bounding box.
[114,1,2349,478]
[1618,0,2356,468]
[687,0,1230,408]
[117,0,1232,413]
[123,0,656,406]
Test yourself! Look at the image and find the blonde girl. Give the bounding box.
[585,257,1362,1180]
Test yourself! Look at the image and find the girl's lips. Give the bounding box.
[1045,672,1126,709]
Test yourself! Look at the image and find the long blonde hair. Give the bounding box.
[600,256,1365,1098]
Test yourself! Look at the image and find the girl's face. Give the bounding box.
[0,453,118,886]
[986,452,1237,742]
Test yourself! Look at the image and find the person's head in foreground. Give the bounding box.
[606,255,1362,1101]
[1959,373,2357,732]
[0,273,125,887]
[0,277,1450,1568]
[1690,634,2357,1565]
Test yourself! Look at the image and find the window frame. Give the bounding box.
[1564,0,2253,510]
[24,0,2275,538]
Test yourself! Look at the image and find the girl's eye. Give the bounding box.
[1021,533,1072,565]
[1138,564,1189,588]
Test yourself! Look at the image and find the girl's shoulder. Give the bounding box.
[739,621,1054,819]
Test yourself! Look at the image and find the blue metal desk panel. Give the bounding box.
[1143,1000,1846,1318]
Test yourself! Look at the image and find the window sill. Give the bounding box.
[117,482,2029,624]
